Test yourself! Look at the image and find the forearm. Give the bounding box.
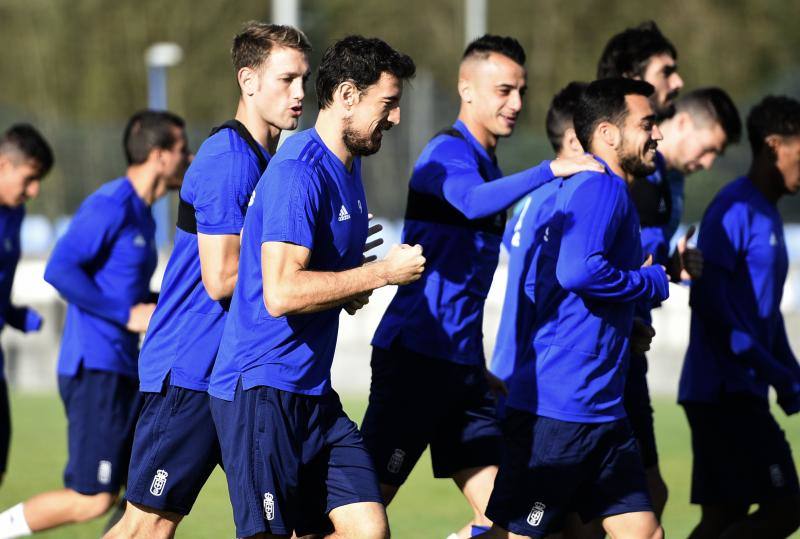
[265,262,388,317]
[558,258,668,303]
[44,261,130,325]
[446,161,554,220]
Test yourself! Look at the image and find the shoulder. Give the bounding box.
[423,132,473,162]
[704,179,753,225]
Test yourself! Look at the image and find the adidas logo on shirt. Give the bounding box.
[770,232,778,246]
[133,234,147,247]
[338,205,351,222]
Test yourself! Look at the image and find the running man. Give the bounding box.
[208,36,421,538]
[0,124,53,486]
[0,110,189,538]
[680,95,800,539]
[106,23,311,539]
[479,78,669,539]
[364,36,601,538]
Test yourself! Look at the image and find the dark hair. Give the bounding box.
[0,124,54,176]
[675,87,741,145]
[315,35,416,110]
[463,34,526,66]
[232,22,311,76]
[597,21,677,79]
[546,81,589,152]
[574,78,654,151]
[747,95,800,156]
[122,110,185,165]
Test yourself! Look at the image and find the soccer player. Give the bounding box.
[0,124,53,486]
[479,78,670,539]
[0,110,189,539]
[104,23,312,539]
[208,36,422,539]
[679,95,800,538]
[596,21,686,521]
[364,36,601,538]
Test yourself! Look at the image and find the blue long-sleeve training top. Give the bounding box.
[44,177,158,379]
[372,119,557,365]
[506,159,669,422]
[679,176,800,412]
[0,205,42,378]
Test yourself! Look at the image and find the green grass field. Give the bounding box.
[0,393,797,538]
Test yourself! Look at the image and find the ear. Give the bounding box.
[765,134,782,153]
[597,121,621,149]
[336,80,360,115]
[563,127,584,154]
[458,78,472,104]
[238,67,259,97]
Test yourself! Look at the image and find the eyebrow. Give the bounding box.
[663,63,677,75]
[641,114,657,124]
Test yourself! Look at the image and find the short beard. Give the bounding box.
[618,142,657,178]
[343,119,384,157]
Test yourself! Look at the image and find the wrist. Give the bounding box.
[371,260,391,287]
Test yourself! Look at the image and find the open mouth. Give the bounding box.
[290,106,303,117]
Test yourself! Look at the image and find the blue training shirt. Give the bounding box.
[209,128,368,400]
[490,181,560,384]
[679,176,800,408]
[45,178,158,378]
[138,128,269,392]
[506,159,669,422]
[372,120,556,366]
[0,205,41,379]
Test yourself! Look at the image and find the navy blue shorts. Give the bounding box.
[361,344,503,486]
[683,394,800,506]
[58,367,143,494]
[624,352,659,468]
[210,383,383,538]
[486,408,652,537]
[126,383,221,515]
[0,379,10,475]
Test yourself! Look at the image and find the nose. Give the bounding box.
[388,106,401,126]
[508,90,523,113]
[671,72,684,92]
[651,124,664,142]
[699,153,717,171]
[26,180,41,200]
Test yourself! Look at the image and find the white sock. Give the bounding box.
[0,503,32,538]
[445,534,460,539]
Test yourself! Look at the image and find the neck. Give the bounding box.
[235,98,282,155]
[314,109,354,170]
[457,106,498,152]
[592,147,629,183]
[126,164,162,206]
[748,157,784,204]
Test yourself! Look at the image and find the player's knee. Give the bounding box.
[72,491,116,521]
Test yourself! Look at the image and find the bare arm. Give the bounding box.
[198,232,241,301]
[261,241,425,318]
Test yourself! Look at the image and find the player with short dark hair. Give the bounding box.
[478,78,669,538]
[365,36,601,538]
[208,35,422,538]
[0,110,189,538]
[104,22,312,539]
[0,124,53,486]
[679,95,800,539]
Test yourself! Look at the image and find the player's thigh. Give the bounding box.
[328,501,388,539]
[360,345,439,487]
[601,511,661,539]
[430,363,503,481]
[453,465,499,514]
[126,386,221,516]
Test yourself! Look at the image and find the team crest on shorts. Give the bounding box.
[263,492,275,521]
[150,469,169,496]
[387,449,406,474]
[97,460,112,485]
[527,501,546,527]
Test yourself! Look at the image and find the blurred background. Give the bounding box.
[2,2,799,536]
